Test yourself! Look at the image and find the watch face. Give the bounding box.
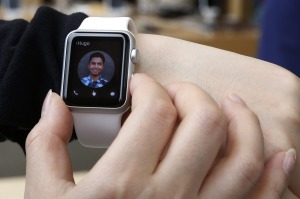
[63,32,131,108]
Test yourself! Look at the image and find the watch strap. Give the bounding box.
[73,111,122,148]
[78,17,137,34]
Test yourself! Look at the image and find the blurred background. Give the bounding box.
[0,0,263,56]
[0,0,264,198]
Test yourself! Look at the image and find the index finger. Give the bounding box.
[154,82,227,196]
[82,74,177,186]
[199,95,264,198]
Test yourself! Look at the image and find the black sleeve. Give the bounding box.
[0,6,87,150]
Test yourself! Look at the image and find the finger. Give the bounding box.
[248,149,296,199]
[282,188,299,199]
[154,82,227,196]
[25,90,74,198]
[85,74,177,183]
[199,94,264,199]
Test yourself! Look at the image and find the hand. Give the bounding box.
[25,74,294,199]
[136,34,300,197]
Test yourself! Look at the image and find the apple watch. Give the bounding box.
[60,17,138,148]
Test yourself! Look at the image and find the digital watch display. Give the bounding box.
[63,33,130,108]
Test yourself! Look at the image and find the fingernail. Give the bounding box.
[229,93,247,106]
[283,148,297,175]
[41,89,52,117]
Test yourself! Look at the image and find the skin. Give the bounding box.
[25,74,294,199]
[135,34,300,197]
[88,57,104,81]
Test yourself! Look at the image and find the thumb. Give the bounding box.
[25,90,74,199]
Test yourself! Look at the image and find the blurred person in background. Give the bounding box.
[258,0,300,77]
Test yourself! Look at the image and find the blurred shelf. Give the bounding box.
[135,15,259,57]
[0,3,259,56]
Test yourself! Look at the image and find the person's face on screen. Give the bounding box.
[88,57,104,77]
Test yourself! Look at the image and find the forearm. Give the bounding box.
[136,33,300,196]
[136,34,297,104]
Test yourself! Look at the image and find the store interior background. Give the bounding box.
[0,0,263,195]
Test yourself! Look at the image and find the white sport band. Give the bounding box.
[78,17,137,34]
[71,17,136,148]
[72,111,122,147]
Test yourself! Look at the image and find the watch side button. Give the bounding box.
[130,49,139,64]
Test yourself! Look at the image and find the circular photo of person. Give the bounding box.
[77,51,115,88]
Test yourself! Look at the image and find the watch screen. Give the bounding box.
[63,33,130,107]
